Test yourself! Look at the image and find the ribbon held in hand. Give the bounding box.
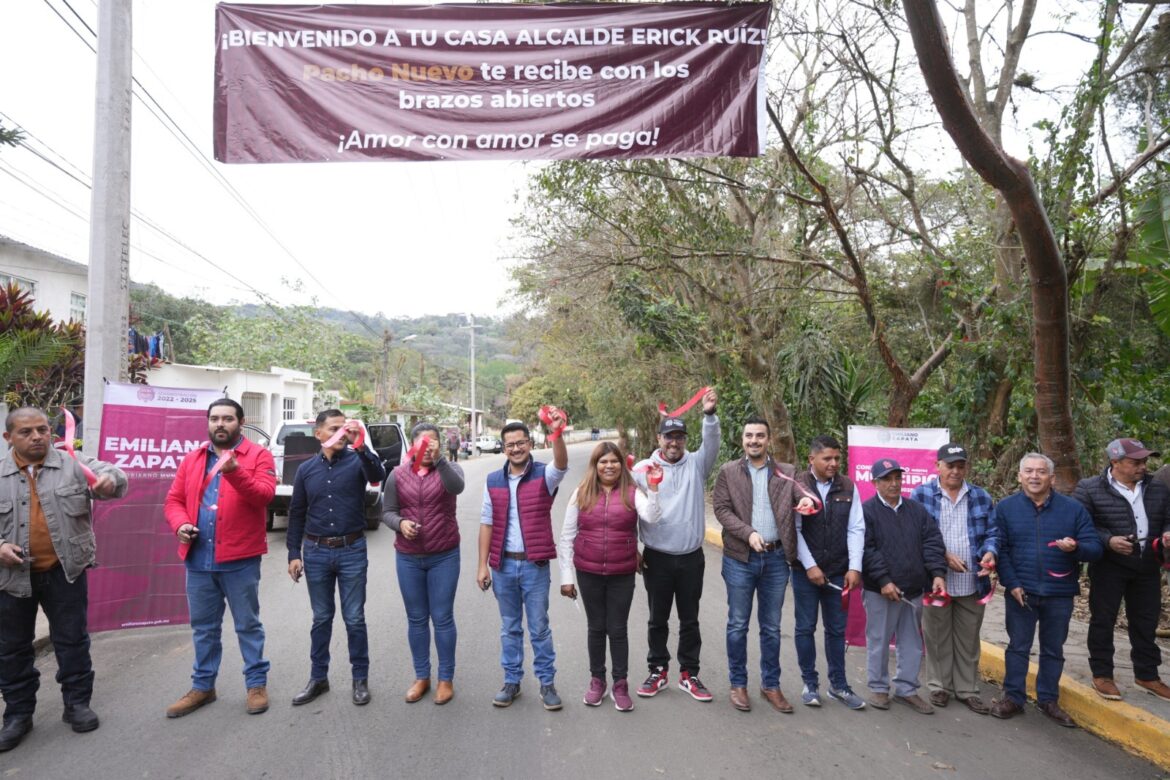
[200,447,235,511]
[59,408,98,488]
[322,421,365,450]
[923,590,952,608]
[657,386,710,418]
[977,577,998,605]
[771,468,822,515]
[826,581,852,610]
[405,435,429,473]
[538,405,569,441]
[631,462,664,486]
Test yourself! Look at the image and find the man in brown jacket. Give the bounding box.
[713,416,816,714]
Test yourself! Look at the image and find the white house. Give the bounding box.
[0,235,88,323]
[145,363,319,438]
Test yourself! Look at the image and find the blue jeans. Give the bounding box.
[186,558,269,690]
[396,547,460,681]
[304,537,369,680]
[792,569,848,690]
[492,557,555,685]
[0,566,93,720]
[722,550,789,688]
[1003,592,1074,705]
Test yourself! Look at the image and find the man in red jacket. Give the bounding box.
[163,399,276,719]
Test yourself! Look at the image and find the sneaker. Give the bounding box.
[540,684,563,711]
[493,683,521,708]
[827,687,867,710]
[678,671,713,702]
[584,677,606,707]
[612,679,634,712]
[637,667,668,698]
[801,684,822,707]
[166,688,217,719]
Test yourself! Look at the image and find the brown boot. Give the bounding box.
[434,680,454,705]
[1135,678,1170,702]
[729,687,751,711]
[166,688,217,719]
[759,688,794,714]
[246,686,269,714]
[1091,677,1122,700]
[405,678,431,703]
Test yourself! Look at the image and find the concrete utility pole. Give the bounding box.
[459,316,482,439]
[374,329,392,416]
[82,0,133,456]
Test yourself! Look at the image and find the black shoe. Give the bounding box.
[352,679,371,706]
[62,704,100,733]
[1037,700,1076,728]
[292,679,330,706]
[0,717,33,752]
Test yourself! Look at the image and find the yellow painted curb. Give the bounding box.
[702,524,1170,771]
[978,642,1170,772]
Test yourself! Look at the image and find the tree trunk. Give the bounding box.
[903,1,1082,491]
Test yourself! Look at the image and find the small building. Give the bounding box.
[145,363,318,438]
[0,235,88,323]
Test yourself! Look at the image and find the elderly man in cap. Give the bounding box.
[632,389,720,702]
[909,444,997,714]
[1073,438,1170,702]
[861,458,947,714]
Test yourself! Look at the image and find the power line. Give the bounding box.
[47,0,382,339]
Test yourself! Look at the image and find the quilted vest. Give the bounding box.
[795,471,855,578]
[392,463,459,555]
[486,458,557,569]
[573,485,638,576]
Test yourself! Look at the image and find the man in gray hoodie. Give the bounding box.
[633,389,720,702]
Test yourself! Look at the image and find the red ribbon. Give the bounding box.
[538,405,568,441]
[772,468,822,515]
[322,421,365,450]
[405,435,429,474]
[200,447,234,510]
[657,386,710,418]
[59,408,98,488]
[1046,570,1073,578]
[977,577,998,605]
[1154,538,1170,570]
[923,590,952,608]
[630,462,664,485]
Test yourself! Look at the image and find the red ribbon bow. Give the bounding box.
[59,408,98,488]
[538,405,568,440]
[657,386,710,418]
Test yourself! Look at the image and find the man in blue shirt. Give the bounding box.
[476,414,569,710]
[286,410,386,707]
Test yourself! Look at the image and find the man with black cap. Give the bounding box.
[1073,438,1170,702]
[909,444,997,714]
[861,458,947,714]
[632,389,720,702]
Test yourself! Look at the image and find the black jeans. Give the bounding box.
[577,570,635,681]
[642,546,705,676]
[1087,558,1163,680]
[0,566,94,721]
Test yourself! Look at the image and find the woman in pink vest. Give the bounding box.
[383,423,465,705]
[558,441,662,711]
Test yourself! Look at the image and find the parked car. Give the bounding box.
[476,434,503,454]
[259,418,407,531]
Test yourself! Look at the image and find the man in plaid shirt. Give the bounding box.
[909,444,997,714]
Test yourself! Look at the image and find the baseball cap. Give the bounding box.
[659,417,687,435]
[871,458,904,480]
[937,443,969,463]
[1105,438,1160,461]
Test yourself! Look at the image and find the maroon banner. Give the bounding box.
[87,384,222,632]
[214,2,770,163]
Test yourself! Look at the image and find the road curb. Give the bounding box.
[977,642,1170,772]
[701,523,1170,772]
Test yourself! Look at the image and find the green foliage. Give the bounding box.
[509,374,587,429]
[0,283,85,412]
[1131,177,1170,337]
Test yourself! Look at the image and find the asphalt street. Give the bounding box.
[2,441,1163,779]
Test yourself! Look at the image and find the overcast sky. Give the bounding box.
[0,1,1122,319]
[1,0,542,319]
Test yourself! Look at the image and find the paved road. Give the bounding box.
[4,442,1162,778]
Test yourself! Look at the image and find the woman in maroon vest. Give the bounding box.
[558,441,662,711]
[383,423,465,705]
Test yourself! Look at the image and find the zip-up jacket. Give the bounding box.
[992,490,1103,597]
[1073,468,1169,572]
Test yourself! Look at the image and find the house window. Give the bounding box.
[70,293,87,323]
[241,393,265,429]
[282,397,297,421]
[0,273,36,296]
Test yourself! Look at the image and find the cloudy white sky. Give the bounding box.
[1,0,542,318]
[0,1,1128,318]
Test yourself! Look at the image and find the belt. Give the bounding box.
[306,531,364,548]
[503,551,528,560]
[759,541,778,552]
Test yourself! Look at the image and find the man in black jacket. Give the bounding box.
[861,459,947,714]
[1073,438,1170,702]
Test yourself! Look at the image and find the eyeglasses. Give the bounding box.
[504,440,530,451]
